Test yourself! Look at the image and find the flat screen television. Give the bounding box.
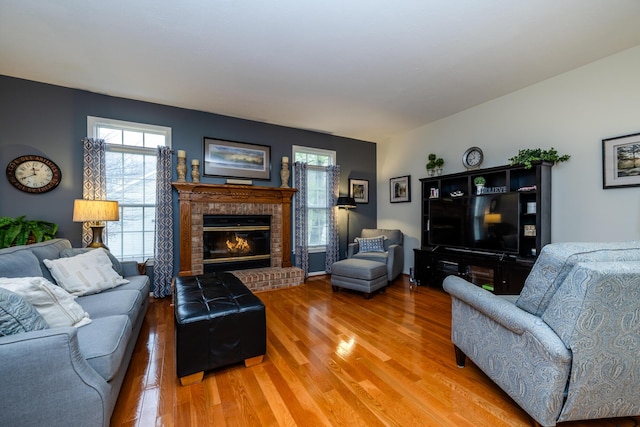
[429,193,519,254]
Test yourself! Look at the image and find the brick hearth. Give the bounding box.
[231,267,305,293]
[172,183,304,292]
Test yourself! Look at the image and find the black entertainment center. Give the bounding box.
[414,162,551,294]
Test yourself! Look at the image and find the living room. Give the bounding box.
[1,28,640,274]
[2,2,640,426]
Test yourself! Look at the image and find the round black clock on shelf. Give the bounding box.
[462,146,484,169]
[6,155,62,194]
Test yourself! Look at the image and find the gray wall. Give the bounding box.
[0,75,377,274]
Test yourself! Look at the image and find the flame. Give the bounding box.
[226,236,250,252]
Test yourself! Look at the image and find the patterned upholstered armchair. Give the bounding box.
[443,242,640,426]
[348,228,404,282]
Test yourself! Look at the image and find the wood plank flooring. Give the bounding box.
[111,275,639,427]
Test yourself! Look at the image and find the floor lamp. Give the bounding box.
[73,199,120,250]
[336,196,357,257]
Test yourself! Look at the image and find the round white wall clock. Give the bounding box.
[462,147,484,170]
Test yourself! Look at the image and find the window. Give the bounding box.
[87,116,171,262]
[292,145,336,252]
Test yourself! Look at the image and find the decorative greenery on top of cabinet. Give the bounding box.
[508,148,570,169]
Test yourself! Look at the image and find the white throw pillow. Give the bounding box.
[43,248,129,296]
[0,277,91,328]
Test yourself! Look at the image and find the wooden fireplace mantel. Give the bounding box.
[173,183,298,276]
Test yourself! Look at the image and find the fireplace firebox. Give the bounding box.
[203,215,271,272]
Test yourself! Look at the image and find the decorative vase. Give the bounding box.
[436,168,443,176]
[176,156,187,182]
[280,162,290,188]
[191,164,200,183]
[427,169,435,177]
[476,184,484,195]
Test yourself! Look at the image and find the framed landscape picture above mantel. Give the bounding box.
[203,137,271,180]
[349,178,369,204]
[602,132,640,189]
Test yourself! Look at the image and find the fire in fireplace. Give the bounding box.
[203,215,271,272]
[226,235,250,252]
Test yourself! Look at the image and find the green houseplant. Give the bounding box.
[508,147,570,169]
[0,216,58,249]
[434,157,444,175]
[473,176,486,194]
[426,153,445,176]
[426,153,437,176]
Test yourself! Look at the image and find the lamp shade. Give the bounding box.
[336,196,357,209]
[73,199,120,222]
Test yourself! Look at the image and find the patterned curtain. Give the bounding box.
[325,165,340,273]
[81,138,107,247]
[293,162,309,277]
[153,146,174,298]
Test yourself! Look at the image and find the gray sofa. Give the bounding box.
[347,228,404,281]
[444,241,640,426]
[0,239,149,427]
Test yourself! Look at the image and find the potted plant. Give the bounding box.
[473,176,486,194]
[0,216,58,249]
[435,157,444,175]
[426,153,437,176]
[508,147,570,169]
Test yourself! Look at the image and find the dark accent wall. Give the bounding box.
[0,75,376,273]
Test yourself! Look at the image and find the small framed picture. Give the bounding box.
[349,178,369,204]
[602,132,640,189]
[390,175,411,203]
[524,225,536,237]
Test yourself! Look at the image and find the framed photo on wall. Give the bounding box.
[203,137,271,180]
[349,178,369,204]
[390,175,411,203]
[602,132,640,189]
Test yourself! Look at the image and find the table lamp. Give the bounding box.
[73,199,120,249]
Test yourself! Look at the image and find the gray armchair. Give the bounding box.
[348,228,404,282]
[443,241,640,426]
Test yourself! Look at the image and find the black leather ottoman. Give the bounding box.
[174,272,266,385]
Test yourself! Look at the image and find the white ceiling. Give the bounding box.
[2,1,640,142]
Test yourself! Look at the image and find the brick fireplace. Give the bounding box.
[173,182,304,292]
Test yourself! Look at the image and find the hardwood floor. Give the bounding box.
[111,275,639,427]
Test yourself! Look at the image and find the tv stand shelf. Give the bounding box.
[413,247,534,294]
[416,162,551,294]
